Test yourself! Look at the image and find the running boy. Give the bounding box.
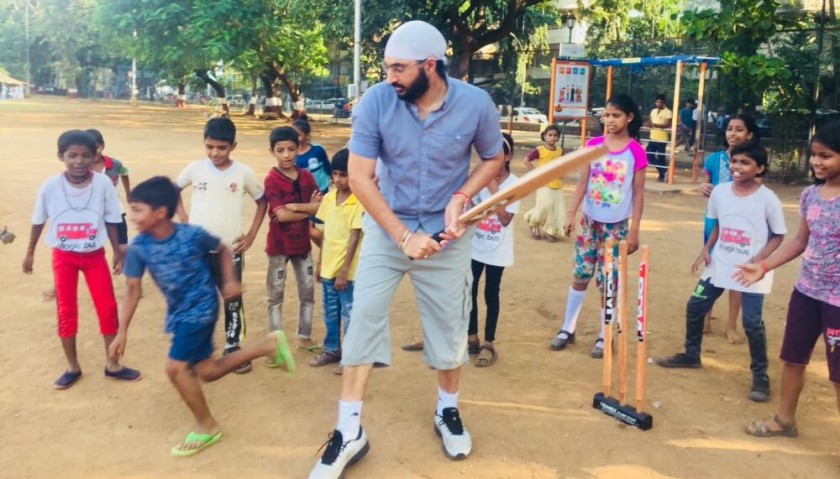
[111,176,294,457]
[23,130,140,389]
[176,118,267,373]
[657,143,786,402]
[310,149,364,373]
[264,126,322,351]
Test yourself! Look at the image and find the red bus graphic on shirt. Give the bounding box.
[720,227,750,247]
[477,217,502,234]
[57,223,97,242]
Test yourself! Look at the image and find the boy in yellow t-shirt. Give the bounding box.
[310,149,364,374]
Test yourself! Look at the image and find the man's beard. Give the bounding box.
[394,69,430,103]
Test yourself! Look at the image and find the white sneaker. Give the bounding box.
[434,408,472,460]
[309,428,370,479]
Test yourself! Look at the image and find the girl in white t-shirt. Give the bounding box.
[22,130,140,390]
[549,94,648,358]
[469,133,519,367]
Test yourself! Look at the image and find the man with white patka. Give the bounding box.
[308,20,504,478]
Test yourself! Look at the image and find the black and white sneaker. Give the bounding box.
[434,407,472,460]
[308,428,369,479]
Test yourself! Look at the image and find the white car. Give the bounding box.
[513,107,547,123]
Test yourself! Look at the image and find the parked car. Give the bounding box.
[513,107,547,124]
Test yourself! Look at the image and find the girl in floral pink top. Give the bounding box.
[735,121,840,438]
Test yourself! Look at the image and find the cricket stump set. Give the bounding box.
[592,239,654,430]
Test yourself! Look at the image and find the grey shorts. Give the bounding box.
[341,220,473,370]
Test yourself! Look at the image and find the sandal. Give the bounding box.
[475,343,497,367]
[744,415,799,438]
[401,340,424,352]
[171,430,223,457]
[544,234,559,243]
[468,340,481,355]
[309,350,341,367]
[265,331,296,373]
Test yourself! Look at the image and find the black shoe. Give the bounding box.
[550,331,576,351]
[309,428,370,479]
[224,346,252,374]
[749,380,771,402]
[655,353,701,368]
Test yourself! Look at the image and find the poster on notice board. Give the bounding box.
[549,59,591,122]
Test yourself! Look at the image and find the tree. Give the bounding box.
[681,0,797,110]
[315,0,558,80]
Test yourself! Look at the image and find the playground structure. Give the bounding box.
[550,55,720,184]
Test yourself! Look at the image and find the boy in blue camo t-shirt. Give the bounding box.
[109,176,295,458]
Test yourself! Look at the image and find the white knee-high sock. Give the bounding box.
[337,400,363,440]
[598,308,606,340]
[437,387,459,416]
[560,287,587,335]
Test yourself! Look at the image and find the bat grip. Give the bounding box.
[407,230,444,261]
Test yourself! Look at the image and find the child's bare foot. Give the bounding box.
[530,227,542,240]
[726,327,746,344]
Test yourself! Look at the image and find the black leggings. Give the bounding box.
[469,260,505,342]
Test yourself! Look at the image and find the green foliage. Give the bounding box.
[680,0,800,110]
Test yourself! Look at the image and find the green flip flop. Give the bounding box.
[265,330,296,374]
[171,430,223,457]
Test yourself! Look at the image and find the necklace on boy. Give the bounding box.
[61,173,94,212]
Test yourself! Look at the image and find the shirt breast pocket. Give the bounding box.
[428,132,472,159]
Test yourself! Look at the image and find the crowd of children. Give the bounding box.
[22,106,840,459]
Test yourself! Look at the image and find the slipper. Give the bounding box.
[264,331,296,373]
[104,366,142,382]
[475,344,497,368]
[171,430,223,457]
[298,344,321,354]
[54,370,82,390]
[401,341,424,352]
[745,415,799,438]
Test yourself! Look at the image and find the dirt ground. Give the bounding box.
[1,97,838,479]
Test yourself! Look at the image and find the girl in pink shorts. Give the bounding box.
[736,121,840,437]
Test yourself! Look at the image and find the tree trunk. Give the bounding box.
[176,83,187,108]
[196,70,229,114]
[448,46,474,81]
[246,74,258,116]
[259,67,286,120]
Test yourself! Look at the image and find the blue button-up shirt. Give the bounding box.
[349,77,503,233]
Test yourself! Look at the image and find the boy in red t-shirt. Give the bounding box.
[264,127,323,352]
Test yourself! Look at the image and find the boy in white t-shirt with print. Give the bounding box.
[469,133,519,367]
[657,143,786,402]
[176,118,267,374]
[23,130,140,389]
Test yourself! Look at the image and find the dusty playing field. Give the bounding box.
[1,97,838,479]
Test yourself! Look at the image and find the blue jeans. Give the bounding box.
[322,279,354,353]
[684,278,768,383]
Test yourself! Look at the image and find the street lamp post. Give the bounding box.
[561,13,576,43]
